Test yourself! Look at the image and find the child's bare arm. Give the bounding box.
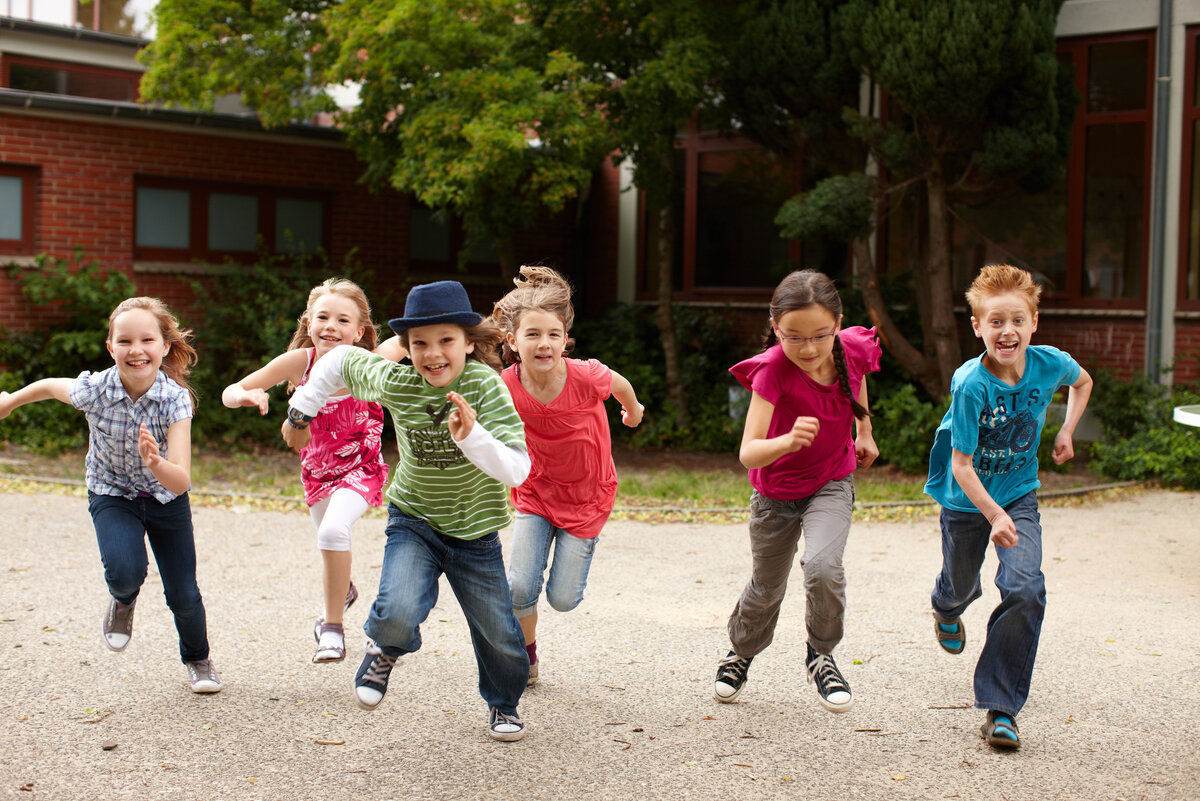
[738,392,819,470]
[854,377,878,468]
[950,449,1017,547]
[0,378,74,420]
[610,370,644,428]
[222,349,310,415]
[138,420,191,495]
[1052,368,1093,465]
[373,336,408,362]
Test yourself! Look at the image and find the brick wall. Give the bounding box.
[0,111,595,332]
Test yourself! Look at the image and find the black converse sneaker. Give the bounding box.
[806,643,853,713]
[354,641,398,710]
[713,650,753,702]
[488,707,526,742]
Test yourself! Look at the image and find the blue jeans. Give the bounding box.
[931,490,1045,717]
[508,512,598,618]
[87,492,209,663]
[366,505,528,714]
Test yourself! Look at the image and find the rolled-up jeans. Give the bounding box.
[931,489,1045,717]
[727,476,854,658]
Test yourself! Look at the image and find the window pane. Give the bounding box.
[8,63,136,102]
[952,169,1069,296]
[1083,123,1144,299]
[75,0,153,37]
[1087,40,1148,113]
[693,149,790,288]
[1188,120,1200,301]
[276,198,323,254]
[409,205,452,262]
[0,176,22,240]
[136,187,190,248]
[641,150,686,294]
[208,193,258,252]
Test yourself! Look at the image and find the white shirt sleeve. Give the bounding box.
[454,421,531,487]
[288,345,352,418]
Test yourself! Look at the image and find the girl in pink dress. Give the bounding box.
[223,278,404,663]
[491,266,644,686]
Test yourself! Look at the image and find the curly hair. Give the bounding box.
[491,265,576,364]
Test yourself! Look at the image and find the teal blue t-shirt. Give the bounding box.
[924,345,1081,512]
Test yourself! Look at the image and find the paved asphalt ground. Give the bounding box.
[0,487,1197,801]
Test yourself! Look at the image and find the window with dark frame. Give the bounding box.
[1178,26,1200,308]
[133,178,328,262]
[0,164,37,256]
[406,201,500,279]
[881,31,1153,309]
[1,54,141,103]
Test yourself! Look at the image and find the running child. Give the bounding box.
[925,263,1092,749]
[222,278,401,664]
[0,297,222,693]
[282,280,532,741]
[714,270,880,713]
[491,265,644,686]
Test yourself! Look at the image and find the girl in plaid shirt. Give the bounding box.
[0,297,222,694]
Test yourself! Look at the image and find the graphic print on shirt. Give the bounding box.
[406,400,466,469]
[974,387,1042,476]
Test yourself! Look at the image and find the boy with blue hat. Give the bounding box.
[284,280,532,741]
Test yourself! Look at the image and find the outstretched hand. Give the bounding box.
[137,423,162,469]
[281,418,312,452]
[243,387,271,415]
[446,391,476,441]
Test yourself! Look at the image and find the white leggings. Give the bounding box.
[309,488,370,552]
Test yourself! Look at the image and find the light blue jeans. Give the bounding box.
[931,490,1046,718]
[365,505,529,715]
[508,512,598,619]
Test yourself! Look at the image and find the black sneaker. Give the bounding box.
[713,650,753,702]
[488,707,526,742]
[806,644,853,713]
[102,596,135,652]
[354,641,398,710]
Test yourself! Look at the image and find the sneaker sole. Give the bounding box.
[190,683,222,694]
[817,695,854,713]
[713,684,744,703]
[489,727,526,742]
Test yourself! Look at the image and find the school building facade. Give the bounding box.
[1,0,1199,385]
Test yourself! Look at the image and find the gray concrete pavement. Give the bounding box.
[0,488,1197,801]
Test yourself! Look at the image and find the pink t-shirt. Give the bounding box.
[298,349,389,508]
[502,358,616,538]
[730,326,881,500]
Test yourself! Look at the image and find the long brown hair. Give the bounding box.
[491,265,576,364]
[767,270,870,420]
[107,297,198,406]
[397,319,506,372]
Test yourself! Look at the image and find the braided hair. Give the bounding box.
[768,270,870,420]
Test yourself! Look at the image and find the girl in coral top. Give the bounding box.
[492,266,644,686]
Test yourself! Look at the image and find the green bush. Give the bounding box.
[0,252,136,452]
[572,303,743,452]
[1088,370,1200,488]
[186,252,393,448]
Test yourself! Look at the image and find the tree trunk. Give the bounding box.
[851,239,941,398]
[653,204,690,430]
[494,235,519,284]
[924,161,963,397]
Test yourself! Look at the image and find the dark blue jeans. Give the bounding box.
[366,505,529,715]
[87,492,209,663]
[931,490,1045,717]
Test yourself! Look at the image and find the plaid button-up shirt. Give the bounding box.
[69,367,193,504]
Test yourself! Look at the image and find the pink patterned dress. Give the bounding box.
[298,349,388,507]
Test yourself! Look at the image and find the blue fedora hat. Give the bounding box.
[388,281,482,334]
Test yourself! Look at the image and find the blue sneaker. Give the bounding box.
[354,641,398,710]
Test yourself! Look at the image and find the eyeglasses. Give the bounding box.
[778,333,835,346]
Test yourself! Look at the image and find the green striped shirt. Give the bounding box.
[341,350,525,539]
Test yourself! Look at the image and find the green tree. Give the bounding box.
[140,0,612,279]
[760,0,1073,398]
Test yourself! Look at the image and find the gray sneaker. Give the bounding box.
[102,597,135,652]
[185,658,223,693]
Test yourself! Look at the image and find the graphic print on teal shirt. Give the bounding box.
[974,386,1045,477]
